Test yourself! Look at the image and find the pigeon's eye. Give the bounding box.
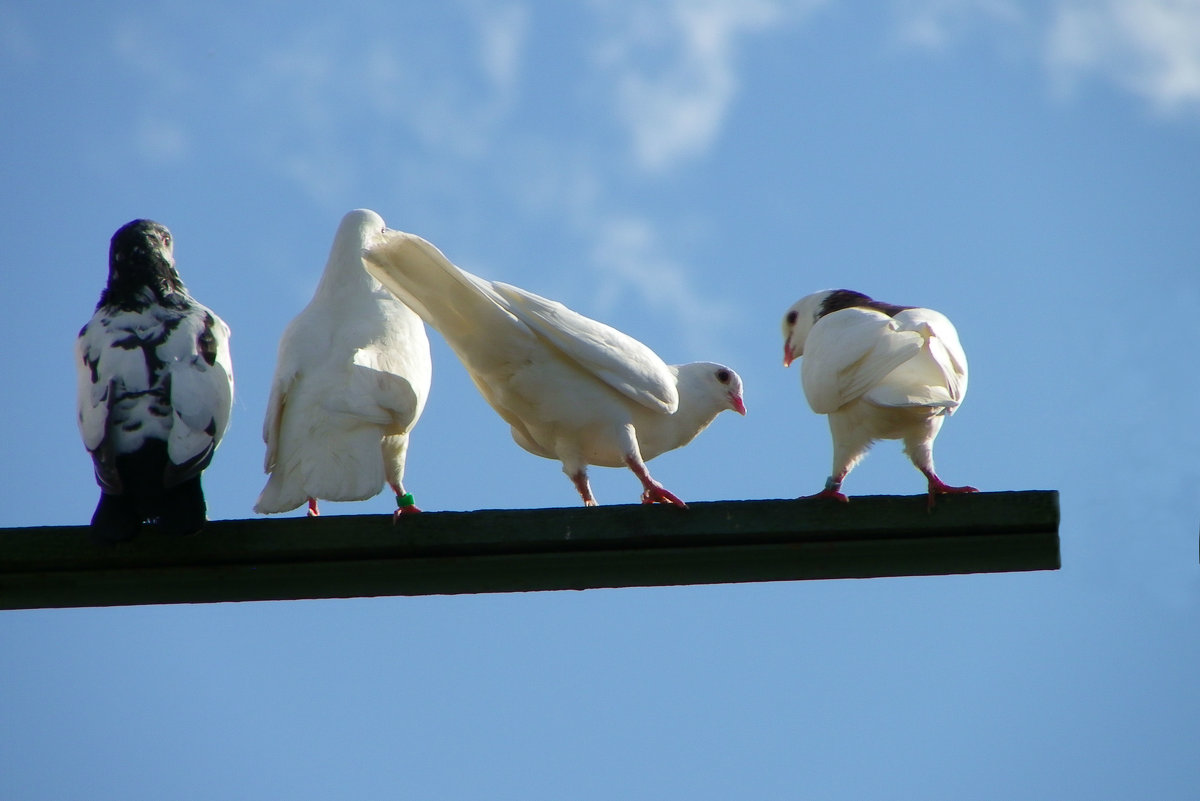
[786,310,798,325]
[162,233,172,248]
[716,369,730,384]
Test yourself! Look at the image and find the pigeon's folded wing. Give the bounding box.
[893,308,968,405]
[261,364,295,473]
[801,307,924,414]
[75,330,111,454]
[165,310,233,482]
[491,282,678,414]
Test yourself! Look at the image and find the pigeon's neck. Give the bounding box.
[643,365,724,454]
[99,276,187,311]
[312,252,381,301]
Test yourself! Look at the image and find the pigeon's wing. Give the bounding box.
[365,231,676,412]
[894,308,968,405]
[801,307,924,414]
[163,307,234,485]
[75,322,121,491]
[490,282,678,414]
[363,232,535,367]
[261,356,296,474]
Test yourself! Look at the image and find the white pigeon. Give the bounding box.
[362,230,746,508]
[76,219,234,542]
[781,289,976,504]
[255,209,432,519]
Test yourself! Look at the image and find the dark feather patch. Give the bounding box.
[818,289,914,320]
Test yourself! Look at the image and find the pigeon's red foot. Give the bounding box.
[306,498,320,517]
[392,504,422,523]
[925,476,979,509]
[805,488,849,503]
[641,484,688,509]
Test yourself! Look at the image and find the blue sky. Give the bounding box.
[2,0,1199,798]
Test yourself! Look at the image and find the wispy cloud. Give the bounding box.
[1048,0,1200,113]
[892,0,1024,50]
[592,0,826,173]
[135,117,190,164]
[891,0,1200,115]
[470,0,529,93]
[586,213,735,356]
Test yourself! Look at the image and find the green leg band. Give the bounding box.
[396,492,415,508]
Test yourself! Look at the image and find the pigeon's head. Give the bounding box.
[682,362,746,417]
[106,219,183,304]
[336,208,388,253]
[782,290,839,367]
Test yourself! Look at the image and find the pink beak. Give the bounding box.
[783,342,796,367]
[730,393,747,416]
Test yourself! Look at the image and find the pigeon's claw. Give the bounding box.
[804,475,849,503]
[641,483,688,508]
[805,488,849,503]
[924,473,979,509]
[623,454,688,508]
[392,504,422,523]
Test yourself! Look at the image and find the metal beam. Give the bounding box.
[0,491,1059,610]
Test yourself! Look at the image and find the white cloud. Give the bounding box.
[469,1,529,94]
[890,0,1200,114]
[1049,0,1200,112]
[135,117,190,164]
[587,213,735,355]
[892,0,1024,50]
[593,0,825,173]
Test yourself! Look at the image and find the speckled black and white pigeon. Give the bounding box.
[76,219,233,541]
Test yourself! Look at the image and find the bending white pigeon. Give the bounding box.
[76,219,234,542]
[255,209,432,518]
[781,289,976,504]
[362,230,745,508]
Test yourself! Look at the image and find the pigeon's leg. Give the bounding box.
[569,469,598,507]
[921,470,979,509]
[904,422,977,509]
[389,481,422,522]
[383,436,421,521]
[623,455,687,509]
[805,413,868,502]
[806,474,849,503]
[611,424,687,508]
[157,476,208,537]
[89,492,140,543]
[307,498,320,517]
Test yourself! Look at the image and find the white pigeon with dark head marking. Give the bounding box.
[76,219,234,542]
[362,230,745,508]
[781,289,975,505]
[255,209,432,519]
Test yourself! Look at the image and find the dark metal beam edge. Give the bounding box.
[0,491,1060,610]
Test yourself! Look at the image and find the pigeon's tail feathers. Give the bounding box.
[254,418,393,514]
[363,231,515,335]
[890,308,968,407]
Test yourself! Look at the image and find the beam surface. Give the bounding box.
[0,491,1059,610]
